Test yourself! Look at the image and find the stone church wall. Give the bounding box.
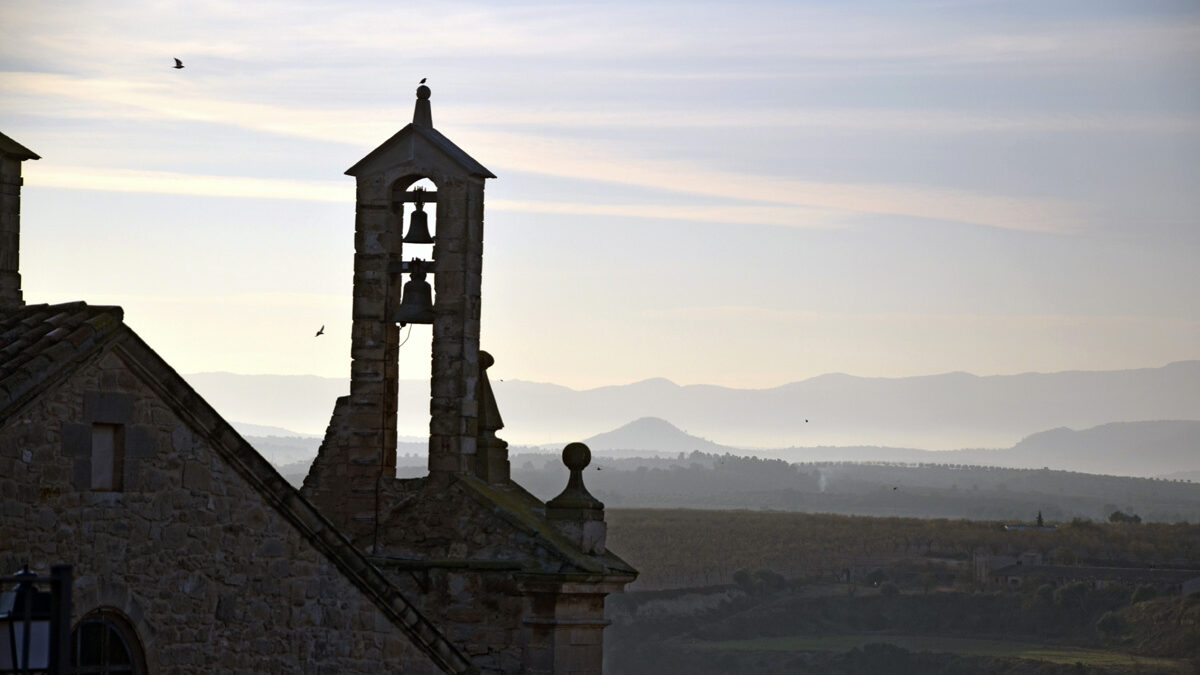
[0,344,443,674]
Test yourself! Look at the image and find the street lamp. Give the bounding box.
[0,566,71,674]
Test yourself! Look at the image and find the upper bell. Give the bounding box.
[403,203,434,244]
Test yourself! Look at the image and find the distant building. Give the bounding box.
[0,86,635,674]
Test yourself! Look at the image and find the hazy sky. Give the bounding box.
[2,0,1198,389]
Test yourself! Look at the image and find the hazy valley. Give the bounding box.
[212,362,1200,672]
[218,362,1200,526]
[187,360,1200,450]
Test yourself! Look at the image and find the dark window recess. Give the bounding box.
[71,610,144,674]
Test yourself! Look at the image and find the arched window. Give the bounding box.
[71,608,145,674]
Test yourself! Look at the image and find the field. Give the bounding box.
[603,509,1200,674]
[701,635,1190,673]
[606,508,1200,590]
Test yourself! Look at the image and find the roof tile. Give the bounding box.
[0,302,124,419]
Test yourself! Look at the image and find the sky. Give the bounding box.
[2,0,1198,391]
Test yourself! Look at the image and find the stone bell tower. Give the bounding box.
[303,84,499,538]
[303,86,635,674]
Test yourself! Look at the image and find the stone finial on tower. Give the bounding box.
[546,443,606,554]
[413,84,432,128]
[0,131,39,309]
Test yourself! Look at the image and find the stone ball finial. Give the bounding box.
[547,442,606,553]
[479,350,495,369]
[416,84,431,100]
[562,442,591,472]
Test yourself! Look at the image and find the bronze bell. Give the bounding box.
[395,268,434,326]
[403,203,434,244]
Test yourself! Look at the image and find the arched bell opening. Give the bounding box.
[390,176,438,246]
[388,176,439,472]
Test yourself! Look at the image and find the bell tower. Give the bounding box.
[303,84,498,539]
[302,86,635,674]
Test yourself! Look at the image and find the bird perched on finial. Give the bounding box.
[173,58,184,69]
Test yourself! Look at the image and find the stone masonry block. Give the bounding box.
[126,426,156,458]
[84,392,132,423]
[430,376,461,399]
[570,628,603,646]
[428,452,459,474]
[71,458,91,491]
[429,412,457,436]
[62,423,90,456]
[357,207,390,230]
[438,273,465,299]
[357,230,386,255]
[436,252,465,274]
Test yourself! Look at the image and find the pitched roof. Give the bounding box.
[0,131,40,160]
[344,123,495,179]
[0,302,477,674]
[0,302,123,420]
[459,477,637,579]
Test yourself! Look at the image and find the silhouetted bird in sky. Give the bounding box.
[419,77,426,84]
[173,58,184,69]
[314,325,324,337]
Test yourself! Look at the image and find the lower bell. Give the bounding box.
[395,268,434,325]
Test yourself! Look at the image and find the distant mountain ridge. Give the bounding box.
[995,420,1200,477]
[256,416,1200,483]
[494,360,1200,449]
[582,417,734,453]
[578,418,1200,479]
[187,360,1200,449]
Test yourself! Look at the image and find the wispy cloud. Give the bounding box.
[7,1,1195,79]
[641,306,1200,328]
[6,75,1090,233]
[10,71,1198,136]
[23,157,1084,234]
[23,164,352,202]
[460,129,1088,233]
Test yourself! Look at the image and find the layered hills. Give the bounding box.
[190,360,1200,450]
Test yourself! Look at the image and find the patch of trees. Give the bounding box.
[1108,510,1142,524]
[507,451,1200,524]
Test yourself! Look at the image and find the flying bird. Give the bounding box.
[315,325,325,337]
[419,77,426,84]
[173,58,184,69]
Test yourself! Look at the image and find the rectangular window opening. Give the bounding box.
[91,423,124,491]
